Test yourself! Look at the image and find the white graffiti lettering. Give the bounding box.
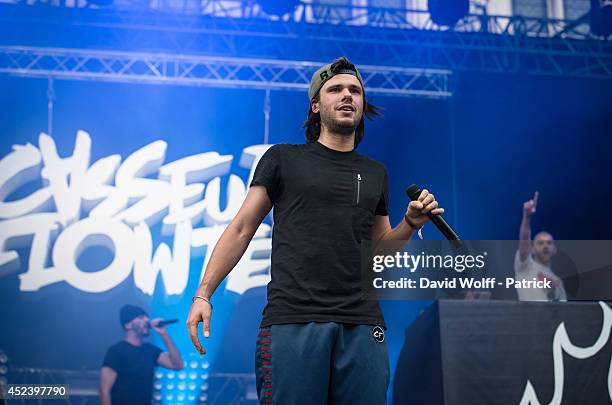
[0,130,274,296]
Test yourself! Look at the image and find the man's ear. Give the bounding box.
[311,100,320,113]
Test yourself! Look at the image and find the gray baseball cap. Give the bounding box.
[308,57,365,100]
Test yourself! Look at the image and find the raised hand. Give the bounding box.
[523,191,539,218]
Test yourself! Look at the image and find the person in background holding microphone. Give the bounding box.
[99,305,184,405]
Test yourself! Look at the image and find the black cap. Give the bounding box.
[120,305,148,328]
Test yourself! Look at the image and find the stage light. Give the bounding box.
[178,372,186,380]
[189,361,198,369]
[201,361,209,369]
[178,382,186,390]
[165,394,174,401]
[188,394,196,401]
[188,382,196,391]
[177,393,186,401]
[189,372,197,380]
[199,393,208,401]
[167,371,176,379]
[155,371,163,379]
[257,0,300,16]
[154,382,162,390]
[0,351,7,378]
[428,0,470,26]
[153,393,162,401]
[591,0,612,36]
[201,373,209,380]
[166,382,175,390]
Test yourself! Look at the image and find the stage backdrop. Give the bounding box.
[1,70,611,403]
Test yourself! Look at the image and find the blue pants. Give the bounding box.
[255,322,389,405]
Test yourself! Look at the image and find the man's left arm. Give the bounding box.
[372,188,444,241]
[152,319,184,370]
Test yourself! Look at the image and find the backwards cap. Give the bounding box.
[308,57,364,100]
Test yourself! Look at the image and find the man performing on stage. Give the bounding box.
[99,305,184,405]
[187,56,444,404]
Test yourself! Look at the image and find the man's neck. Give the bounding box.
[318,129,355,152]
[125,332,143,346]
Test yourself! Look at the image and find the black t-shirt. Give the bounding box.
[102,341,162,404]
[251,141,389,328]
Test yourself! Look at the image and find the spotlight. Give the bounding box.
[428,0,470,26]
[257,0,300,16]
[0,350,8,383]
[591,0,612,36]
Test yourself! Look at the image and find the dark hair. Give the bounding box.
[303,57,381,148]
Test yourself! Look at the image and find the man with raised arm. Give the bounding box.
[515,192,567,301]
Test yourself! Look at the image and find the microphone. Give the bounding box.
[405,184,462,247]
[148,319,178,327]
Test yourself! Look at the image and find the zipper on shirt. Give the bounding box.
[356,173,362,204]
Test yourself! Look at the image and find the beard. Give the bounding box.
[134,325,149,337]
[326,118,356,135]
[320,107,361,136]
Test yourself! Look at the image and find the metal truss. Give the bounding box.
[200,1,599,41]
[0,0,599,40]
[209,372,256,404]
[0,1,611,79]
[0,46,452,98]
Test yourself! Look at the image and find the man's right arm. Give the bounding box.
[99,366,116,405]
[519,191,538,262]
[187,185,273,354]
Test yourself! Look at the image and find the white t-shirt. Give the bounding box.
[514,250,567,301]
